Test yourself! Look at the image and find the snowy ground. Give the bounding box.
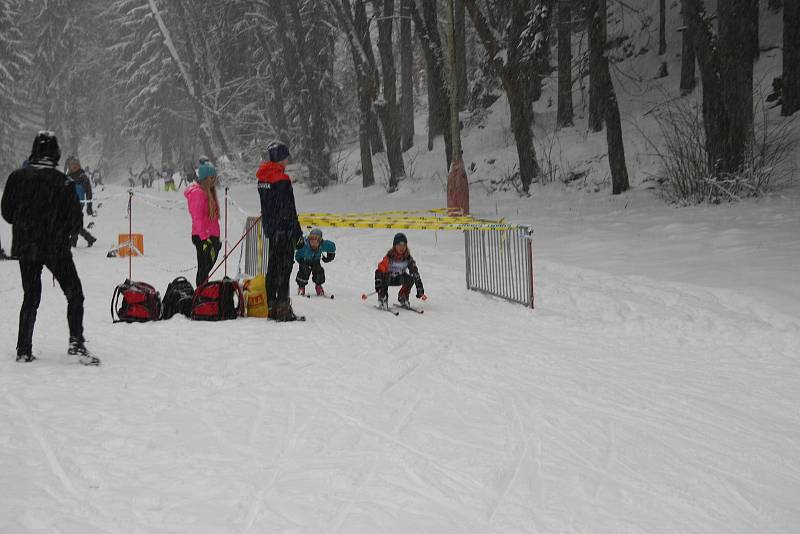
[0,176,798,533]
[1,3,798,530]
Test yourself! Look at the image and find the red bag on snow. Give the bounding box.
[112,280,162,323]
[190,277,244,321]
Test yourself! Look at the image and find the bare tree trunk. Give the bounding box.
[679,3,696,95]
[400,0,415,151]
[783,0,800,115]
[658,0,667,55]
[557,0,574,128]
[685,0,755,176]
[463,0,551,194]
[410,0,453,168]
[718,0,755,173]
[587,0,605,132]
[589,0,628,194]
[332,0,376,186]
[352,0,385,154]
[454,0,468,109]
[376,0,406,190]
[507,84,540,194]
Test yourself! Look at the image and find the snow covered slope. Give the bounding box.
[0,179,797,533]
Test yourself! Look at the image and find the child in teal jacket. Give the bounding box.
[295,228,336,296]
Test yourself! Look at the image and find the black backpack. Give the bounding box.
[161,276,195,319]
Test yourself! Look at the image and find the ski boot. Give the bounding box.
[315,284,325,296]
[16,352,36,363]
[297,285,306,296]
[68,339,101,366]
[397,286,411,307]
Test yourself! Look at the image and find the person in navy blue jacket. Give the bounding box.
[256,141,304,321]
[295,228,335,296]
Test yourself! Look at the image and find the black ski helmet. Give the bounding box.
[29,131,61,164]
[393,233,407,246]
[266,141,290,162]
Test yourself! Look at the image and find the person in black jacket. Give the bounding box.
[66,156,96,247]
[0,132,99,365]
[256,141,304,322]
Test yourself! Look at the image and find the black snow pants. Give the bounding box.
[17,257,84,356]
[267,230,295,308]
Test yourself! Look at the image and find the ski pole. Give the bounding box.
[224,186,228,278]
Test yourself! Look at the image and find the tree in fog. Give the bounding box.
[556,0,574,128]
[410,0,453,169]
[376,0,407,190]
[684,0,757,176]
[679,1,696,95]
[463,0,554,194]
[587,0,628,194]
[783,0,800,116]
[399,0,415,151]
[0,0,28,169]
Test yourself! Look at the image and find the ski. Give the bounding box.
[394,303,424,314]
[375,304,399,316]
[304,293,334,299]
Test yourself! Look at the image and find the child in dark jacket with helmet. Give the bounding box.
[374,233,426,307]
[295,228,336,296]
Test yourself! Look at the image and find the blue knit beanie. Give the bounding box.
[393,233,407,246]
[197,162,216,182]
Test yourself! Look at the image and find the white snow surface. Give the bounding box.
[0,178,798,533]
[1,4,798,530]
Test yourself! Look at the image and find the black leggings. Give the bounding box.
[192,235,221,287]
[17,257,84,355]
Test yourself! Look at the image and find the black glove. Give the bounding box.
[416,287,425,299]
[322,252,335,263]
[295,236,305,250]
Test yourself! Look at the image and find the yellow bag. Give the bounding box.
[243,274,268,318]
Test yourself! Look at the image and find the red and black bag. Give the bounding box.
[190,277,244,321]
[111,280,162,323]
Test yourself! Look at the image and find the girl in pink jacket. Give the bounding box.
[184,162,221,286]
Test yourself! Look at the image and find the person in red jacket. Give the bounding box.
[374,233,426,308]
[256,142,304,321]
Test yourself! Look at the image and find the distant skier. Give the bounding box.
[0,131,99,364]
[163,163,176,192]
[66,157,97,248]
[128,167,136,188]
[184,161,221,287]
[374,233,426,308]
[257,141,304,321]
[295,227,336,296]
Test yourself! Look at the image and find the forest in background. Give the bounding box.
[0,0,797,203]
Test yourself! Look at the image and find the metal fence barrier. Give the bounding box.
[464,225,535,308]
[243,216,268,276]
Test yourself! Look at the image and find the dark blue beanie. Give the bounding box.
[393,233,407,246]
[267,141,290,162]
